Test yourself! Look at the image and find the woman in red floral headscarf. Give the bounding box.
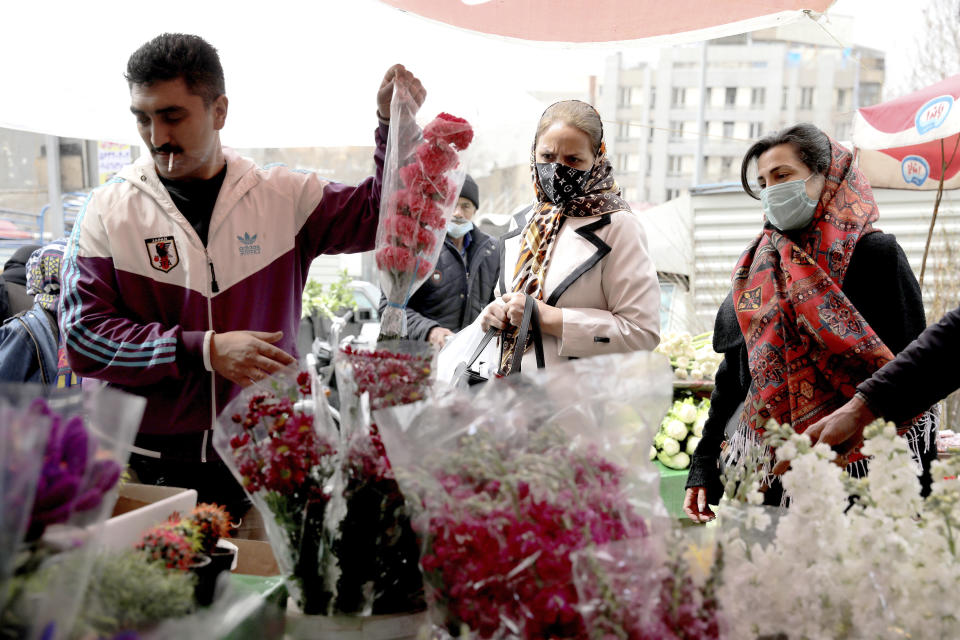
[684,123,936,522]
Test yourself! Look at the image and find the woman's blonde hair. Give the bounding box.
[535,100,603,155]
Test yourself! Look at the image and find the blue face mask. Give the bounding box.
[446,219,474,239]
[760,175,819,231]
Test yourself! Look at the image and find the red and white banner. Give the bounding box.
[853,74,960,190]
[379,0,835,44]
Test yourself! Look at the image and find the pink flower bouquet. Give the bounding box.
[375,81,473,339]
[377,351,674,638]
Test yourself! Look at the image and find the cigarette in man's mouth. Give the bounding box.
[168,153,174,172]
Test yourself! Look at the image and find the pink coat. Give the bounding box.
[498,206,661,369]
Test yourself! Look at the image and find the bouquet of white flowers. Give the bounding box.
[716,419,960,639]
[655,332,722,381]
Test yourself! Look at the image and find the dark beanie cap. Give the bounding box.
[459,174,479,210]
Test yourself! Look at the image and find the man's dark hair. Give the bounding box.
[125,33,225,106]
[740,123,832,199]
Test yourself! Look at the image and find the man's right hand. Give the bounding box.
[428,326,454,348]
[210,331,296,387]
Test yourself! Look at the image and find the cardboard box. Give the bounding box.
[99,483,197,549]
[231,538,280,577]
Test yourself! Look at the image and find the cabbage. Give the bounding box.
[661,437,680,456]
[676,401,698,425]
[664,419,688,441]
[686,435,701,455]
[692,418,705,438]
[658,450,691,470]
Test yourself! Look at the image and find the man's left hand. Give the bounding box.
[377,64,426,121]
[771,395,876,475]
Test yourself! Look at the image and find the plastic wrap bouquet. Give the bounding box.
[214,370,339,614]
[328,340,436,615]
[376,351,673,638]
[572,519,725,640]
[375,79,473,339]
[215,350,434,617]
[0,385,145,640]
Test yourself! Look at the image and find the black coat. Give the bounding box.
[687,231,928,503]
[379,228,500,341]
[859,303,960,424]
[0,244,41,324]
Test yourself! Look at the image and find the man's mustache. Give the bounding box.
[152,145,182,155]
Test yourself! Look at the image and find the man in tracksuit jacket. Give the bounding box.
[60,33,427,519]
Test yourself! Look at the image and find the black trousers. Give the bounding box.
[128,431,250,523]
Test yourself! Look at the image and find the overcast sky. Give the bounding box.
[0,0,936,168]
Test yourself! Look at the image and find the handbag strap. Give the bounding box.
[509,295,545,375]
[466,328,498,369]
[450,327,499,389]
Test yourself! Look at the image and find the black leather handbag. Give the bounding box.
[452,295,545,388]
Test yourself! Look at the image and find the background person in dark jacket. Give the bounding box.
[798,304,960,459]
[0,244,42,323]
[381,175,500,347]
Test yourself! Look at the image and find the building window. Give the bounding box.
[667,155,682,176]
[749,122,764,138]
[650,87,656,109]
[648,120,655,142]
[751,87,766,108]
[800,87,815,109]
[782,87,789,111]
[860,83,881,107]
[618,87,632,107]
[725,87,737,107]
[723,121,735,138]
[671,87,687,107]
[836,88,849,109]
[666,188,680,201]
[835,122,852,140]
[720,156,735,178]
[645,154,651,176]
[669,120,685,140]
[617,122,630,140]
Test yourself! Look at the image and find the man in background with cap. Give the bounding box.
[382,175,499,347]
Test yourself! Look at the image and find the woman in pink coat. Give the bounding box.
[481,100,660,372]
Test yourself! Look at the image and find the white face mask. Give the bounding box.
[446,219,474,239]
[760,174,819,231]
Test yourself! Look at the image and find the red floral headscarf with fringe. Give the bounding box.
[732,138,918,464]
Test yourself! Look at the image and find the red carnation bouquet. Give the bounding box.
[376,351,674,638]
[376,82,474,339]
[213,369,341,614]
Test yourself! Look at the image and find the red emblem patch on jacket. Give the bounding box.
[145,236,180,273]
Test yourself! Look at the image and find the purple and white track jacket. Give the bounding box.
[60,124,386,437]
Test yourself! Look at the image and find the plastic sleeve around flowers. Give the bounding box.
[374,350,674,638]
[374,83,471,338]
[0,384,145,637]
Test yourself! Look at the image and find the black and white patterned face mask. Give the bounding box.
[535,162,590,204]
